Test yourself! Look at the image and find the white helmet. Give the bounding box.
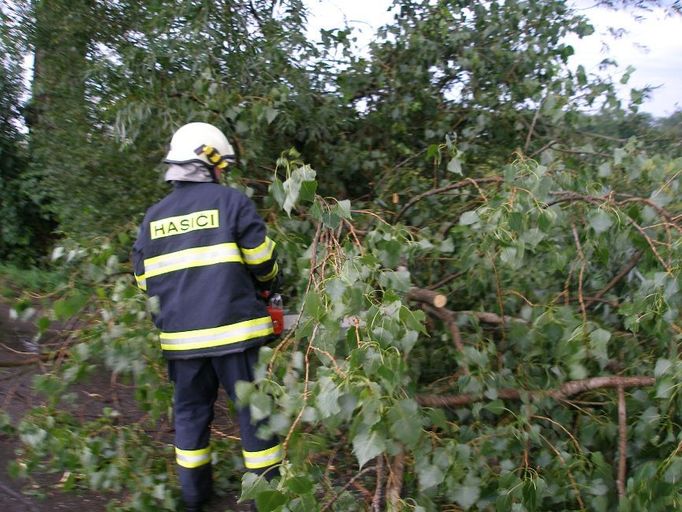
[164,122,235,173]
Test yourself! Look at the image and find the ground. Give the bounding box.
[0,302,247,511]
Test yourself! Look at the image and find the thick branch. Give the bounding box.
[416,376,655,407]
[0,354,51,367]
[407,287,447,308]
[422,304,466,356]
[617,386,627,500]
[458,310,527,325]
[372,455,385,512]
[385,450,405,511]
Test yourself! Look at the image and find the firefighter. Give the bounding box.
[132,122,282,512]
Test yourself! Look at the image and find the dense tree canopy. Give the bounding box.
[0,1,680,511]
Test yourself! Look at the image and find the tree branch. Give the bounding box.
[385,449,405,512]
[422,304,467,361]
[617,385,627,500]
[416,376,655,407]
[372,455,385,512]
[320,465,376,512]
[394,177,503,222]
[584,250,643,308]
[407,287,447,308]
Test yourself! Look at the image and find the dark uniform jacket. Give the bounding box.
[132,181,278,359]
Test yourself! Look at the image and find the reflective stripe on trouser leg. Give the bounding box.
[243,444,283,470]
[209,347,283,479]
[176,446,211,468]
[168,358,218,505]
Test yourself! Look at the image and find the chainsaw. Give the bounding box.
[259,291,284,336]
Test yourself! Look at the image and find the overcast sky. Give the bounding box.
[303,0,682,117]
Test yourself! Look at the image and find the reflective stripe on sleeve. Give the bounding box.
[243,444,283,470]
[143,243,242,279]
[134,273,147,291]
[255,262,279,282]
[175,446,211,469]
[241,237,275,265]
[160,316,273,351]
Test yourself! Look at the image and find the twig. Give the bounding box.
[394,177,503,222]
[624,218,672,274]
[571,224,588,328]
[584,250,643,308]
[283,324,319,453]
[536,431,587,512]
[524,103,542,153]
[268,223,322,376]
[320,466,376,512]
[427,270,466,290]
[351,480,374,501]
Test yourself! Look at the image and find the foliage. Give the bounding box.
[2,0,681,511]
[0,4,54,262]
[6,140,681,510]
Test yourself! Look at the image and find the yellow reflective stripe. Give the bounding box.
[160,316,273,351]
[175,446,211,469]
[255,262,278,282]
[243,444,283,469]
[134,273,147,291]
[143,243,242,279]
[241,237,275,265]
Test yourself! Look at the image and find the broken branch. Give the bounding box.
[416,375,655,407]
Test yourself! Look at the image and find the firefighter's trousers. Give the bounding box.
[168,346,282,507]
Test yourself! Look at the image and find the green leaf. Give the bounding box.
[53,292,88,320]
[460,211,479,226]
[654,358,672,377]
[255,490,287,511]
[249,391,273,422]
[352,427,386,468]
[299,180,317,203]
[335,199,351,219]
[589,328,611,367]
[589,210,613,234]
[453,477,481,509]
[285,475,314,495]
[418,464,444,490]
[264,106,279,125]
[484,399,505,415]
[447,156,462,175]
[241,472,272,501]
[388,399,422,448]
[316,376,341,418]
[270,177,286,208]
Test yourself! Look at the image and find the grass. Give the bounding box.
[0,262,67,300]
